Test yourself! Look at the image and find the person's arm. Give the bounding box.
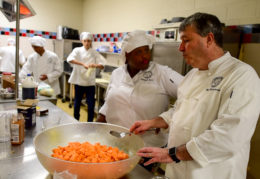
[186,69,260,167]
[67,48,88,69]
[93,50,106,69]
[130,117,168,135]
[69,59,89,69]
[159,65,184,97]
[136,144,193,166]
[19,50,26,66]
[19,56,33,80]
[46,54,63,83]
[96,113,107,123]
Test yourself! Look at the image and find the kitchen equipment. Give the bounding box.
[34,122,144,179]
[22,74,37,100]
[152,42,192,75]
[0,0,36,22]
[110,128,158,138]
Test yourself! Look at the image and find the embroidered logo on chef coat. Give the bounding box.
[141,71,153,81]
[206,76,223,91]
[211,76,223,87]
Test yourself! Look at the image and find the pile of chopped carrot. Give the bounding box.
[51,142,129,163]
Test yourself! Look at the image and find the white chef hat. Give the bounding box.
[121,30,155,57]
[80,32,93,41]
[7,38,15,45]
[29,36,46,47]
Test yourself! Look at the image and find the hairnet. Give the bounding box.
[29,36,46,47]
[80,32,93,41]
[121,30,155,58]
[7,38,15,45]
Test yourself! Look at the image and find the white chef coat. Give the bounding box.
[0,46,26,73]
[67,47,106,86]
[160,52,260,179]
[99,62,184,147]
[19,50,63,95]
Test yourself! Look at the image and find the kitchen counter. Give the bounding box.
[95,78,109,114]
[0,101,154,179]
[0,84,57,104]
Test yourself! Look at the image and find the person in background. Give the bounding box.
[97,30,184,170]
[0,38,26,73]
[19,36,63,96]
[67,32,106,122]
[130,12,260,179]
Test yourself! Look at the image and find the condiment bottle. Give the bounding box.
[11,113,25,145]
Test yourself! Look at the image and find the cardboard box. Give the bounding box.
[2,74,15,89]
[17,99,38,129]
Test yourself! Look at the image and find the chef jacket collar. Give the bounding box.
[208,52,231,74]
[122,62,155,85]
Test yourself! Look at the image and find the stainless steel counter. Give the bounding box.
[0,85,57,104]
[0,101,154,179]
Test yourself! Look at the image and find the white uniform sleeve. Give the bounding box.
[159,103,176,126]
[19,50,26,65]
[19,56,33,80]
[186,69,260,167]
[159,65,184,97]
[46,54,63,83]
[67,48,78,64]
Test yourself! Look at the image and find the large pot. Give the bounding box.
[33,122,144,179]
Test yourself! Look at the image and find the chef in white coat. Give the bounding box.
[0,38,26,73]
[97,30,184,148]
[130,13,260,179]
[19,36,63,95]
[67,32,106,122]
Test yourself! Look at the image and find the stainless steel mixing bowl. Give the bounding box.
[33,122,144,179]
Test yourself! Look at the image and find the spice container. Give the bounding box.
[11,113,25,145]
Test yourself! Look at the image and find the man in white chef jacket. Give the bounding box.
[0,38,26,73]
[130,12,260,179]
[19,36,63,96]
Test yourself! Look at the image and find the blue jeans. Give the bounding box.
[74,85,95,122]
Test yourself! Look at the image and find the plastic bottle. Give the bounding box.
[11,113,25,145]
[22,74,37,100]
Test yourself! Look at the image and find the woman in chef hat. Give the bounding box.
[67,32,106,122]
[97,30,184,171]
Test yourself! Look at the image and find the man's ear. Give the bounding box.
[206,32,214,47]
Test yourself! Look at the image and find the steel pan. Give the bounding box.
[33,122,144,179]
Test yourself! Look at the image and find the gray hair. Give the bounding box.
[179,12,224,47]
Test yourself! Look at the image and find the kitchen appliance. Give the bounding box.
[152,41,191,75]
[154,21,182,42]
[34,122,144,179]
[0,0,35,22]
[62,26,80,40]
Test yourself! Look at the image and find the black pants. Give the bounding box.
[74,85,95,122]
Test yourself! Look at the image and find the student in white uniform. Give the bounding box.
[19,36,63,96]
[0,38,26,73]
[67,32,106,122]
[130,13,260,179]
[97,30,184,148]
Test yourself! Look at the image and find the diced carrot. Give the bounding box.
[51,141,129,163]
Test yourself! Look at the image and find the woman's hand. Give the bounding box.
[130,120,153,135]
[96,114,107,123]
[130,117,168,135]
[40,74,48,81]
[137,147,173,166]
